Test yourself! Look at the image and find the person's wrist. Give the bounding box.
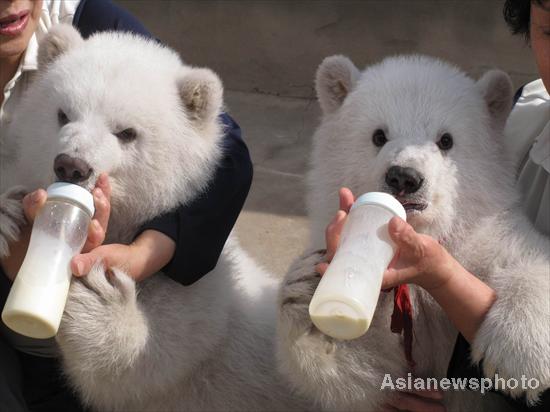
[128,230,175,281]
[127,240,148,279]
[415,244,457,292]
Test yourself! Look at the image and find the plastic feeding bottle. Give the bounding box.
[2,183,94,339]
[309,192,406,340]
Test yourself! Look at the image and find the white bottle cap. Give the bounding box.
[351,192,406,221]
[46,182,95,216]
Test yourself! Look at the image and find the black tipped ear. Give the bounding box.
[178,68,223,126]
[476,70,514,131]
[37,24,83,69]
[315,55,360,115]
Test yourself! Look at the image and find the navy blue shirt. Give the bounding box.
[73,0,253,285]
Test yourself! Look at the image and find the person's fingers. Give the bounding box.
[382,266,419,289]
[388,217,424,257]
[386,392,446,412]
[22,189,47,222]
[325,210,347,262]
[339,187,355,213]
[71,245,111,276]
[405,388,444,400]
[81,219,105,253]
[95,173,111,201]
[386,248,401,270]
[91,187,110,235]
[315,261,329,275]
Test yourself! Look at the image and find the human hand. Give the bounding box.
[71,230,176,282]
[22,173,111,251]
[315,187,455,292]
[1,174,111,280]
[383,217,455,291]
[314,187,354,275]
[384,388,445,411]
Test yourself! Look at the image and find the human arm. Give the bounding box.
[0,174,111,281]
[320,188,550,408]
[132,113,253,285]
[316,188,496,343]
[72,113,253,284]
[70,2,253,284]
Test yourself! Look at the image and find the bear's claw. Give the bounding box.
[0,186,28,258]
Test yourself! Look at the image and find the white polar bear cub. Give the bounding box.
[0,25,309,411]
[277,55,550,411]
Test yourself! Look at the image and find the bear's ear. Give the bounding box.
[37,24,83,69]
[476,70,514,131]
[315,55,360,115]
[178,68,223,126]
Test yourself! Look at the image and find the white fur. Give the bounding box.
[1,25,310,411]
[2,24,225,244]
[277,55,549,411]
[58,241,309,411]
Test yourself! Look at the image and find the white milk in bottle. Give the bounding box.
[309,192,406,340]
[2,183,94,339]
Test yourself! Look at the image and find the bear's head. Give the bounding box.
[10,24,224,241]
[308,55,517,244]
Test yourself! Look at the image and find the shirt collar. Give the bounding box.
[19,0,81,74]
[21,33,39,72]
[522,79,550,102]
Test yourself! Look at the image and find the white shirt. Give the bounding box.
[0,0,79,136]
[504,79,550,235]
[0,0,80,358]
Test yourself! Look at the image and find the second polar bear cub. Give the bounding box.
[278,55,550,411]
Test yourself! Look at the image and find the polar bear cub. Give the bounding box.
[0,25,309,411]
[277,55,550,411]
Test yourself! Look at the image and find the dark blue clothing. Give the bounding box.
[74,0,253,285]
[74,0,150,37]
[137,114,253,285]
[447,334,550,411]
[0,1,252,410]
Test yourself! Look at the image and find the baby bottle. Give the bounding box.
[2,183,94,339]
[309,192,406,340]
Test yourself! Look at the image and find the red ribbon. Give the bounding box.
[390,284,416,369]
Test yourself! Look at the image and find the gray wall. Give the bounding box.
[114,1,540,276]
[116,0,538,98]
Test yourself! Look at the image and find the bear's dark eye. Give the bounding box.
[115,128,137,143]
[372,129,387,147]
[57,110,69,126]
[437,133,453,151]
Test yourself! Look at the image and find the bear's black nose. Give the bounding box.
[385,166,424,194]
[54,154,93,183]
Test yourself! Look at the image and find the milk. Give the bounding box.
[2,232,73,339]
[2,183,94,339]
[309,192,406,340]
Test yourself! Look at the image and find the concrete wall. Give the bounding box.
[116,0,538,98]
[114,0,541,275]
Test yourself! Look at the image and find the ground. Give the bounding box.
[228,91,317,278]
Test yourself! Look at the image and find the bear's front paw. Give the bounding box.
[80,263,136,305]
[278,249,327,339]
[471,290,550,404]
[59,263,147,376]
[280,249,324,309]
[64,262,137,321]
[0,186,28,258]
